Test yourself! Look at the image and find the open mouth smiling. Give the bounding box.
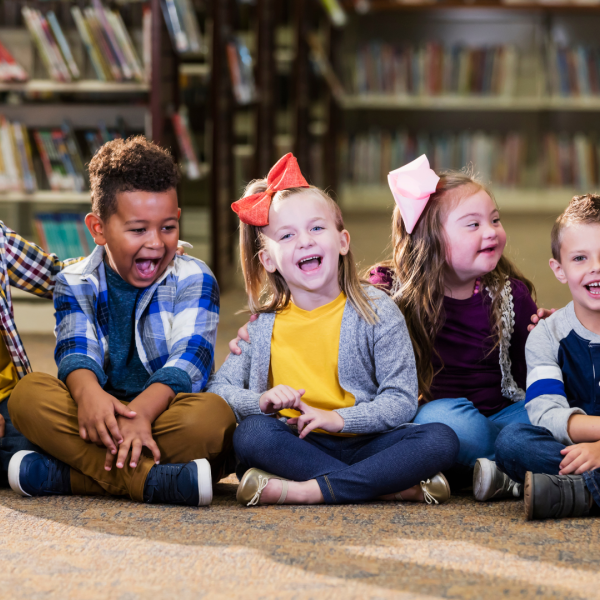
[585,281,600,296]
[297,255,323,272]
[135,257,162,278]
[478,245,497,255]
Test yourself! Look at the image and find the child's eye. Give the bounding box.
[163,226,177,232]
[280,233,293,241]
[311,226,324,232]
[467,222,479,228]
[574,255,586,262]
[493,218,501,224]
[130,228,146,234]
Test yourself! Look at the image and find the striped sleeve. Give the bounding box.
[524,321,585,445]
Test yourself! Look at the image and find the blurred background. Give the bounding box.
[1,0,597,368]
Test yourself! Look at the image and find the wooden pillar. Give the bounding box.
[255,0,276,176]
[150,0,164,143]
[292,0,311,179]
[324,24,340,196]
[210,0,235,287]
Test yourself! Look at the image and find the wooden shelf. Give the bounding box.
[339,94,600,111]
[179,64,210,77]
[342,0,600,12]
[0,80,150,94]
[0,191,91,204]
[340,185,585,212]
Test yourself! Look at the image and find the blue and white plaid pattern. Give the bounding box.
[54,245,220,393]
[0,222,80,379]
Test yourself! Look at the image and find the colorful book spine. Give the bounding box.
[47,11,81,80]
[0,40,28,82]
[71,6,107,81]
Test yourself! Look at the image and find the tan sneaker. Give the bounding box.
[236,468,289,507]
[420,472,451,505]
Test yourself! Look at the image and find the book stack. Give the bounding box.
[21,4,143,83]
[547,43,600,97]
[345,42,518,96]
[340,129,600,190]
[161,0,204,55]
[34,213,95,260]
[0,40,28,82]
[0,116,38,193]
[227,37,257,105]
[171,107,204,180]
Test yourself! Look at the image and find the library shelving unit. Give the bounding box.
[329,2,600,213]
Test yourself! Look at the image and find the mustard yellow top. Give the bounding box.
[269,292,356,433]
[0,337,18,403]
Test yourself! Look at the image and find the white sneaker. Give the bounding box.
[473,458,522,502]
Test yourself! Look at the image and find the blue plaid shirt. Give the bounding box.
[54,245,219,394]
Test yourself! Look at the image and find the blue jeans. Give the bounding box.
[0,397,40,487]
[413,397,531,468]
[495,423,600,508]
[233,415,459,504]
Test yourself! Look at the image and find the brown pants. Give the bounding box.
[8,372,236,502]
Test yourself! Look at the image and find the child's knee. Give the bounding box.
[181,393,236,449]
[495,423,530,464]
[419,422,460,467]
[8,372,58,432]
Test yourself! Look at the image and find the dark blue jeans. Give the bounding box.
[495,423,600,508]
[0,397,40,487]
[234,415,459,504]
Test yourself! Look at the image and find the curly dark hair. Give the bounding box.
[88,136,180,221]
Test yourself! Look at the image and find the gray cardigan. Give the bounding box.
[207,287,418,435]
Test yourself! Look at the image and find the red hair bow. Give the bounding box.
[231,153,309,226]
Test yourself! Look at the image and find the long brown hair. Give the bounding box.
[373,170,535,401]
[239,181,377,324]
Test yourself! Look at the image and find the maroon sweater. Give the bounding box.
[369,267,537,416]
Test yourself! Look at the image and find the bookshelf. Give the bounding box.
[325,5,600,212]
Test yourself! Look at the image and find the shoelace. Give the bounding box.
[45,457,70,493]
[508,480,522,498]
[420,479,439,505]
[247,475,269,507]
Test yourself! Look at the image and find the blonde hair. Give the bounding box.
[239,181,378,324]
[371,169,535,401]
[551,193,600,261]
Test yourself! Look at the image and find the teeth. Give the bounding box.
[298,256,320,264]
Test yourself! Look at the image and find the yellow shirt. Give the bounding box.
[0,337,18,403]
[269,293,356,433]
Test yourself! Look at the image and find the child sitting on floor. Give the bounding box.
[208,153,459,506]
[495,194,600,520]
[7,136,236,506]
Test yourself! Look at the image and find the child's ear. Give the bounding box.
[339,229,351,256]
[258,248,277,273]
[85,213,107,246]
[549,258,567,284]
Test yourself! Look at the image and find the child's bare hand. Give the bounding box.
[228,314,258,355]
[105,414,160,471]
[0,413,4,438]
[77,391,136,455]
[286,401,345,439]
[259,385,305,414]
[559,441,600,475]
[528,308,556,332]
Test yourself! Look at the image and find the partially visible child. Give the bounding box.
[367,157,542,501]
[208,153,459,506]
[495,194,600,520]
[8,137,236,506]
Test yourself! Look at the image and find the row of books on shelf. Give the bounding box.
[18,3,145,83]
[35,213,95,260]
[161,0,204,56]
[171,106,206,180]
[0,116,122,194]
[345,43,518,97]
[547,43,600,97]
[227,36,257,105]
[339,129,600,189]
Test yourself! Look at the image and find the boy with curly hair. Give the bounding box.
[495,194,600,520]
[7,137,236,506]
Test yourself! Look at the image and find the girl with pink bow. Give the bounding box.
[209,153,459,507]
[369,155,553,503]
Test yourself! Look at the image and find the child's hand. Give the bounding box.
[228,314,258,355]
[528,308,556,332]
[77,390,137,455]
[0,413,4,438]
[559,441,600,475]
[105,414,161,471]
[259,385,305,414]
[287,401,345,439]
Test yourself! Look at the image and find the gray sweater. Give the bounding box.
[207,287,418,435]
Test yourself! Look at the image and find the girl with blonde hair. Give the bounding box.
[209,153,459,506]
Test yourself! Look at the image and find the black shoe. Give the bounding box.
[524,471,592,521]
[143,459,212,506]
[8,451,71,497]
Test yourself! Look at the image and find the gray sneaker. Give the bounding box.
[473,458,522,501]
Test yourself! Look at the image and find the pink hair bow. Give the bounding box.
[388,155,440,234]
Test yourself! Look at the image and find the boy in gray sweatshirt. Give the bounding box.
[494,194,600,520]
